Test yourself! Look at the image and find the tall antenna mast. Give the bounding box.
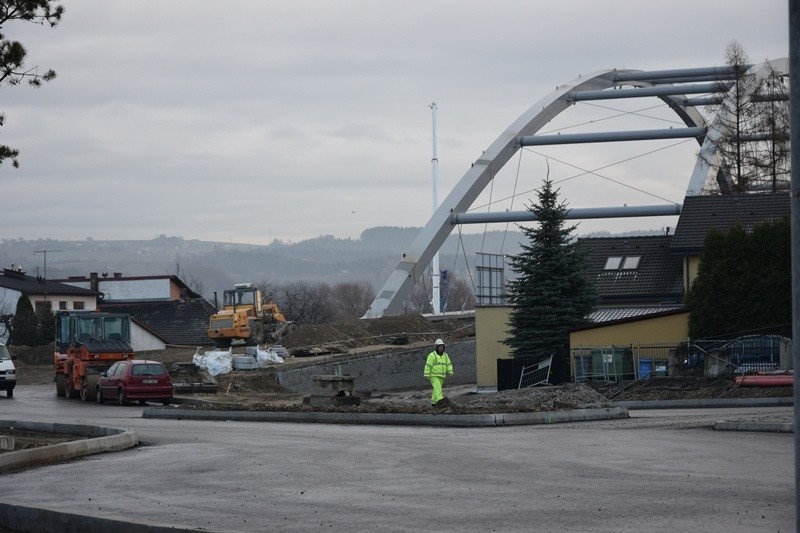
[429,102,440,315]
[34,249,62,312]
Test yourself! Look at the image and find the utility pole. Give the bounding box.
[34,249,61,314]
[430,102,440,315]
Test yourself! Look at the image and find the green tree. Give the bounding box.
[10,294,37,345]
[0,0,64,167]
[686,216,790,338]
[503,178,596,361]
[37,308,54,345]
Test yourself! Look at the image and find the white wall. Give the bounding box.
[130,322,166,352]
[65,278,172,301]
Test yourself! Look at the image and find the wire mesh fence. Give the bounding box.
[571,334,791,383]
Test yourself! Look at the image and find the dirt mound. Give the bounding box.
[7,343,55,365]
[281,314,473,351]
[588,376,793,401]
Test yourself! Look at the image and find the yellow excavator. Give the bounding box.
[207,283,296,348]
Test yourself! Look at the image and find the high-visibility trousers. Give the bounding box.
[428,376,444,405]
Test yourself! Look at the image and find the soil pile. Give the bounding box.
[281,314,473,352]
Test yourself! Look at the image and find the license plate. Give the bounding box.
[142,379,158,384]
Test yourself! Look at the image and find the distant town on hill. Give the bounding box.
[0,226,660,301]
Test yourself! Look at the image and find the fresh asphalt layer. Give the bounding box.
[0,396,794,532]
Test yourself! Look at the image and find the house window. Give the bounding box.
[622,256,641,269]
[73,301,85,310]
[34,301,52,316]
[604,255,641,271]
[59,301,67,310]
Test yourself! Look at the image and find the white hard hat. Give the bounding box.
[435,338,445,346]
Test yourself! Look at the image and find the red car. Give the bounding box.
[96,360,173,406]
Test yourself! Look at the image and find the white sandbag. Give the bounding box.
[193,348,233,376]
[256,346,284,365]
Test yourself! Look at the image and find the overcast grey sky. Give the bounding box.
[0,1,789,245]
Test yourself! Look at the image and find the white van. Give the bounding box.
[0,344,16,398]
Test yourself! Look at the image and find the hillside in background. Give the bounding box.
[0,226,660,300]
[0,228,525,299]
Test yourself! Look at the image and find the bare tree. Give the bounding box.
[331,280,375,320]
[405,273,433,315]
[749,64,790,192]
[442,273,475,312]
[703,41,790,194]
[254,279,281,304]
[277,281,334,325]
[175,262,209,301]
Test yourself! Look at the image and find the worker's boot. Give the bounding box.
[435,397,451,407]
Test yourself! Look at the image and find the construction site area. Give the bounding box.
[9,314,791,418]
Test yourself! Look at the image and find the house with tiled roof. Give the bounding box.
[568,192,789,367]
[53,272,215,347]
[474,191,790,390]
[0,266,100,344]
[98,299,217,347]
[671,193,790,293]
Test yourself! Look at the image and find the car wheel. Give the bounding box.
[117,388,126,406]
[138,400,146,406]
[56,375,65,397]
[162,398,171,406]
[96,387,104,404]
[6,389,12,398]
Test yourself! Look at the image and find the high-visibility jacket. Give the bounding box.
[424,351,453,379]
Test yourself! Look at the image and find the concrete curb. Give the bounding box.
[0,420,138,474]
[714,421,793,433]
[143,406,629,427]
[608,396,793,410]
[0,502,212,533]
[601,397,795,433]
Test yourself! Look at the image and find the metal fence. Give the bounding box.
[571,335,792,382]
[682,334,790,375]
[571,344,673,382]
[518,356,553,388]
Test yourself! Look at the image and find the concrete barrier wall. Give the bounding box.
[275,340,475,393]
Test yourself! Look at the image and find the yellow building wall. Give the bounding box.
[683,254,701,293]
[475,306,512,389]
[570,311,690,347]
[477,306,690,388]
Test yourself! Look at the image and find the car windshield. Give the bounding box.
[131,364,167,376]
[0,346,10,360]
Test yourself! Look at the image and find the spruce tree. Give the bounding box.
[10,295,38,346]
[504,178,596,361]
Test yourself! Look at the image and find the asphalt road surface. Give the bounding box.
[1,385,794,532]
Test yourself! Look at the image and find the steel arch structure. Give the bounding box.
[364,61,789,318]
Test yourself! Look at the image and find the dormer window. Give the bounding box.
[604,255,641,270]
[622,256,641,269]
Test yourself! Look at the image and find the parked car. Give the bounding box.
[0,344,16,398]
[96,360,173,406]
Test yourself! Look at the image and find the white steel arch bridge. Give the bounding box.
[364,59,789,318]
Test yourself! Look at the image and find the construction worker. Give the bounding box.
[423,338,454,406]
